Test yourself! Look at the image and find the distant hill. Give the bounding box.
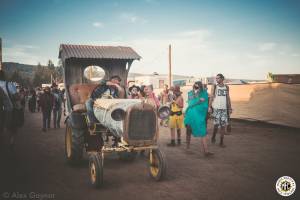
[1,62,161,79]
[2,62,39,79]
[2,62,264,83]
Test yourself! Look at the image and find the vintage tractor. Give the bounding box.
[59,44,167,188]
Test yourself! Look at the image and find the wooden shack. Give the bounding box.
[58,44,141,112]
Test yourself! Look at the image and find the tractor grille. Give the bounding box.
[128,109,156,140]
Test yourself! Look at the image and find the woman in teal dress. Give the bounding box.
[184,81,213,156]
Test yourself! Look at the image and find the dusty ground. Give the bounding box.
[0,110,299,200]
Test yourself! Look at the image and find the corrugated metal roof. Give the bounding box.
[59,44,141,60]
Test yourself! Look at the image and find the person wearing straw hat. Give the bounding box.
[128,85,141,99]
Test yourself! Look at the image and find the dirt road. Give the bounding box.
[1,110,299,200]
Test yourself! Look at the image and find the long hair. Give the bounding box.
[140,85,146,97]
[193,81,204,92]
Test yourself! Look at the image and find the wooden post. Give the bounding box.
[168,44,172,87]
[0,38,2,70]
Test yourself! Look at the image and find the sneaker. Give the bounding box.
[167,143,176,147]
[177,139,181,146]
[167,140,176,147]
[219,143,226,148]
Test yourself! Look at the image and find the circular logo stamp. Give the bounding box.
[276,176,296,197]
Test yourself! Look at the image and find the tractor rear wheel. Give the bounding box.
[65,121,84,165]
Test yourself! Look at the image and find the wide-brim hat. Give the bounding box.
[173,85,182,95]
[129,85,141,93]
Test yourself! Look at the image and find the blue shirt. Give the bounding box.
[91,81,119,100]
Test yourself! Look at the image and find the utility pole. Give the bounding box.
[168,44,172,87]
[0,38,2,70]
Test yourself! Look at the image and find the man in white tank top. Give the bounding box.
[208,74,232,147]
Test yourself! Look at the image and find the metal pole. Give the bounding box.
[168,44,172,87]
[0,38,2,70]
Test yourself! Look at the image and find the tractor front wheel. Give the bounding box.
[89,152,104,188]
[148,148,167,181]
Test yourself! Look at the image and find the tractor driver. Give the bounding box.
[85,75,125,127]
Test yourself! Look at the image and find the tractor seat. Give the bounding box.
[69,83,98,111]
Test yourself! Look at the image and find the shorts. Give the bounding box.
[169,114,184,129]
[213,109,228,128]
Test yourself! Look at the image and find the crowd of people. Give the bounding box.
[16,83,66,132]
[159,74,232,156]
[2,69,232,156]
[86,73,232,157]
[86,75,161,126]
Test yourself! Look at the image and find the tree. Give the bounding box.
[10,70,23,83]
[54,65,63,82]
[32,60,64,87]
[33,63,51,86]
[267,72,274,82]
[33,72,43,86]
[37,62,42,70]
[8,70,32,87]
[47,60,55,71]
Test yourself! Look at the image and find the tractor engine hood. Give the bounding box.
[93,99,158,144]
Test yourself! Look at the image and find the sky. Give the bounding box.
[0,0,300,80]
